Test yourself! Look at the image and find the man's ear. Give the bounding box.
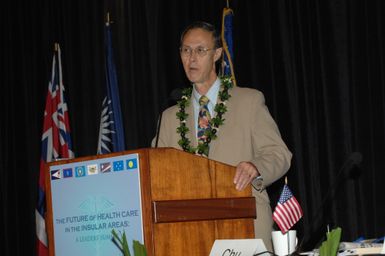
[214,47,223,62]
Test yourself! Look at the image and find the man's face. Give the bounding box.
[180,28,222,86]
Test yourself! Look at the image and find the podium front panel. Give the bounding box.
[47,153,144,255]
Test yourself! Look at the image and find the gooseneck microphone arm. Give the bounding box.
[298,152,363,252]
[154,88,183,148]
[154,111,163,148]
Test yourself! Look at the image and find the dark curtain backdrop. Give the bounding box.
[1,0,385,255]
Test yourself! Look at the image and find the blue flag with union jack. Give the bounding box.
[97,21,125,154]
[36,43,74,255]
[221,7,237,86]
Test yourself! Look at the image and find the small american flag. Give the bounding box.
[273,184,303,233]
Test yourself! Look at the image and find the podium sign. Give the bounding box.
[47,153,143,256]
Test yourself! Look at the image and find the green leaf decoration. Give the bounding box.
[176,75,234,156]
[122,232,131,256]
[176,125,189,134]
[319,227,342,256]
[111,229,147,256]
[133,240,147,256]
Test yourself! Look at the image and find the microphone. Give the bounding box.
[154,88,183,148]
[297,152,363,252]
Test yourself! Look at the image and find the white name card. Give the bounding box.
[209,239,268,256]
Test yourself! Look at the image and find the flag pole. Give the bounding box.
[285,176,291,254]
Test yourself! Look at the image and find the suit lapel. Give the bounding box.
[209,86,235,157]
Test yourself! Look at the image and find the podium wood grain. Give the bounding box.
[147,148,255,256]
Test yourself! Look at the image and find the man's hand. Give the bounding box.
[233,161,259,191]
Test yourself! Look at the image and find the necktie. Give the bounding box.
[197,95,211,144]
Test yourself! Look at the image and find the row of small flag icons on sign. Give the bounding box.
[51,158,138,180]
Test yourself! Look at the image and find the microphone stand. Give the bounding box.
[297,152,362,252]
[154,111,163,148]
[154,88,183,148]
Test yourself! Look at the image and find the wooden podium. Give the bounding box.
[46,148,256,255]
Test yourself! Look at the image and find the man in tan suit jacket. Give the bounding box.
[154,21,292,251]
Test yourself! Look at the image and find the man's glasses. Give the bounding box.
[179,46,215,57]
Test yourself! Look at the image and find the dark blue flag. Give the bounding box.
[221,7,237,86]
[97,22,126,154]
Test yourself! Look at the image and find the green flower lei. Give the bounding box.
[176,75,233,156]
